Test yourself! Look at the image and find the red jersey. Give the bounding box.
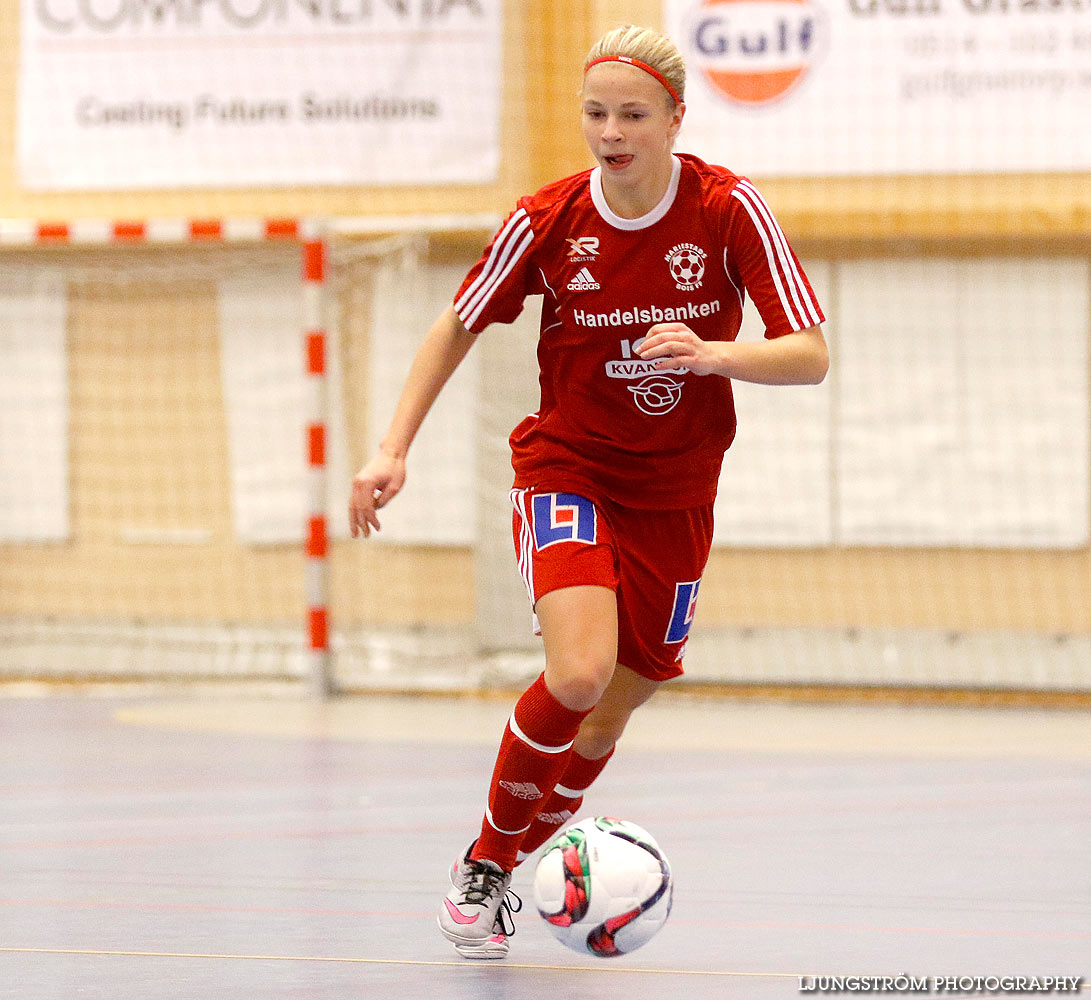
[453,153,824,509]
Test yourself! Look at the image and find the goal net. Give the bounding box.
[0,221,1088,695]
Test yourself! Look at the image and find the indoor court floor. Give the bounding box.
[1,687,1088,999]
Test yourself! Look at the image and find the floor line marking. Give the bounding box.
[1,900,1085,941]
[0,946,798,978]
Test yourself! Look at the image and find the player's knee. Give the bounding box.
[546,655,614,712]
[575,714,623,759]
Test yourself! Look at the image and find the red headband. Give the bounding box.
[584,55,682,106]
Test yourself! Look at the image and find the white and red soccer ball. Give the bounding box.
[532,817,673,957]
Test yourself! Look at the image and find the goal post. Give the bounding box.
[0,216,333,695]
[0,213,538,695]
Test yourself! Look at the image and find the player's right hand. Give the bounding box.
[349,450,406,538]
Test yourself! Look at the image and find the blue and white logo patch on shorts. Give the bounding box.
[531,493,598,551]
[665,579,701,644]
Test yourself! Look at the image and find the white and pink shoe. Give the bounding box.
[437,843,521,959]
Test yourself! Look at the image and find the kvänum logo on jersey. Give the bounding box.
[573,298,721,328]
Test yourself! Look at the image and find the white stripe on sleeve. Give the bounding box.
[455,209,528,314]
[462,228,533,330]
[455,209,534,329]
[730,183,821,331]
[729,187,800,329]
[736,181,822,328]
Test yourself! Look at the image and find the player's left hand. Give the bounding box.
[636,323,725,377]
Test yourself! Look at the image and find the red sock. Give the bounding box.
[471,673,591,872]
[515,745,616,863]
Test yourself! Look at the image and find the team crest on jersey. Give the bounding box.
[629,375,684,416]
[566,236,599,262]
[665,243,707,291]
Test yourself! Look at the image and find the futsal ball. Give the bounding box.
[532,816,673,957]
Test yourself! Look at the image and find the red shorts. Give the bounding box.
[510,488,714,682]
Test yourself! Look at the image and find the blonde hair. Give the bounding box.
[584,25,686,107]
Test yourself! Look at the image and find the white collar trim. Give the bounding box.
[590,155,681,231]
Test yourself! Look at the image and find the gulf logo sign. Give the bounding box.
[686,0,826,108]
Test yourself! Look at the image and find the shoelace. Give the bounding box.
[463,861,523,937]
[493,888,523,937]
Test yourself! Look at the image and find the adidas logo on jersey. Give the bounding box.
[567,267,600,291]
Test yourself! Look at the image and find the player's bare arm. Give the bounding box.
[349,305,476,538]
[637,322,828,385]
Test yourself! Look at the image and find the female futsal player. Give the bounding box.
[348,25,828,959]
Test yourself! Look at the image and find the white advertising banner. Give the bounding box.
[19,0,501,190]
[665,0,1091,176]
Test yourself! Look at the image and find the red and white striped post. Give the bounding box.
[0,216,303,245]
[301,222,333,697]
[3,216,333,695]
